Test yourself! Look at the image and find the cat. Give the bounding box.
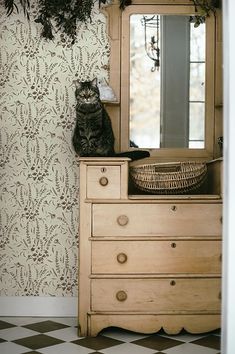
[72,78,115,157]
[72,78,150,161]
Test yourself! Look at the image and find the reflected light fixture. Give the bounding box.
[141,15,161,72]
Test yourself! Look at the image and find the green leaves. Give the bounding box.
[191,0,220,27]
[5,0,30,19]
[4,0,132,41]
[4,0,16,16]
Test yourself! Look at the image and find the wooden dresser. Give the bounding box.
[78,157,222,336]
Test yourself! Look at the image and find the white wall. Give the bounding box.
[222,0,235,353]
[0,297,77,317]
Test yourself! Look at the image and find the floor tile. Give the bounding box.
[211,329,221,335]
[72,335,124,350]
[191,334,221,350]
[46,326,81,341]
[101,327,148,342]
[0,341,30,354]
[0,317,221,354]
[48,317,77,327]
[0,327,38,341]
[23,320,69,333]
[23,352,44,354]
[13,334,64,350]
[160,331,209,343]
[39,342,93,354]
[164,342,219,354]
[0,319,17,330]
[1,318,47,326]
[132,334,184,351]
[101,342,156,354]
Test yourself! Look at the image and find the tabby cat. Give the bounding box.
[72,78,150,160]
[72,78,115,157]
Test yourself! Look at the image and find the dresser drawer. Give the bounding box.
[92,203,222,237]
[91,278,221,312]
[87,165,121,199]
[91,240,222,274]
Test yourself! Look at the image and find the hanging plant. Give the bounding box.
[190,0,220,27]
[99,0,131,10]
[34,0,95,41]
[4,0,132,42]
[4,0,30,17]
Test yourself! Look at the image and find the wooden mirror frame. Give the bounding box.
[103,0,222,161]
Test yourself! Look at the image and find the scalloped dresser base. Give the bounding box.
[86,314,221,337]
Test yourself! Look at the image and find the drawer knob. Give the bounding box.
[99,177,109,186]
[218,292,221,300]
[116,290,127,302]
[117,253,128,264]
[171,242,177,248]
[170,280,176,286]
[117,215,129,226]
[171,205,177,211]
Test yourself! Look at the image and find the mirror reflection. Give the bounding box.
[129,14,206,149]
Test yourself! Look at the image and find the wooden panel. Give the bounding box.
[91,240,221,274]
[91,278,221,312]
[87,165,121,199]
[88,314,221,336]
[78,161,92,336]
[92,203,222,237]
[120,4,215,160]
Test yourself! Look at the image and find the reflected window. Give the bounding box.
[130,15,161,148]
[189,22,205,148]
[129,14,206,149]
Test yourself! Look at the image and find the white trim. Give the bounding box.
[0,297,78,317]
[222,0,235,353]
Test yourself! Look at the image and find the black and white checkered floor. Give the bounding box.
[0,317,220,354]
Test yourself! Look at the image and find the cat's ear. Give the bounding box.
[91,78,97,87]
[73,80,81,89]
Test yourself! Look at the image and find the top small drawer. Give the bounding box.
[87,165,121,199]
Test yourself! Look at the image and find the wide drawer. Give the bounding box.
[91,240,222,274]
[92,203,222,237]
[91,278,221,312]
[87,165,121,199]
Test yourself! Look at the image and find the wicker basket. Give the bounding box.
[130,161,207,194]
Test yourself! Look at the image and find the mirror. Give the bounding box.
[130,14,205,149]
[120,5,215,156]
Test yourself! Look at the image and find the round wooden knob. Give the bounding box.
[171,205,177,211]
[99,177,109,186]
[170,280,176,286]
[116,290,127,302]
[117,253,128,264]
[117,215,129,226]
[171,242,177,248]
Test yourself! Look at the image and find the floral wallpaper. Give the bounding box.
[0,0,110,296]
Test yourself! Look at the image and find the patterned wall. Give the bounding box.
[0,0,110,296]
